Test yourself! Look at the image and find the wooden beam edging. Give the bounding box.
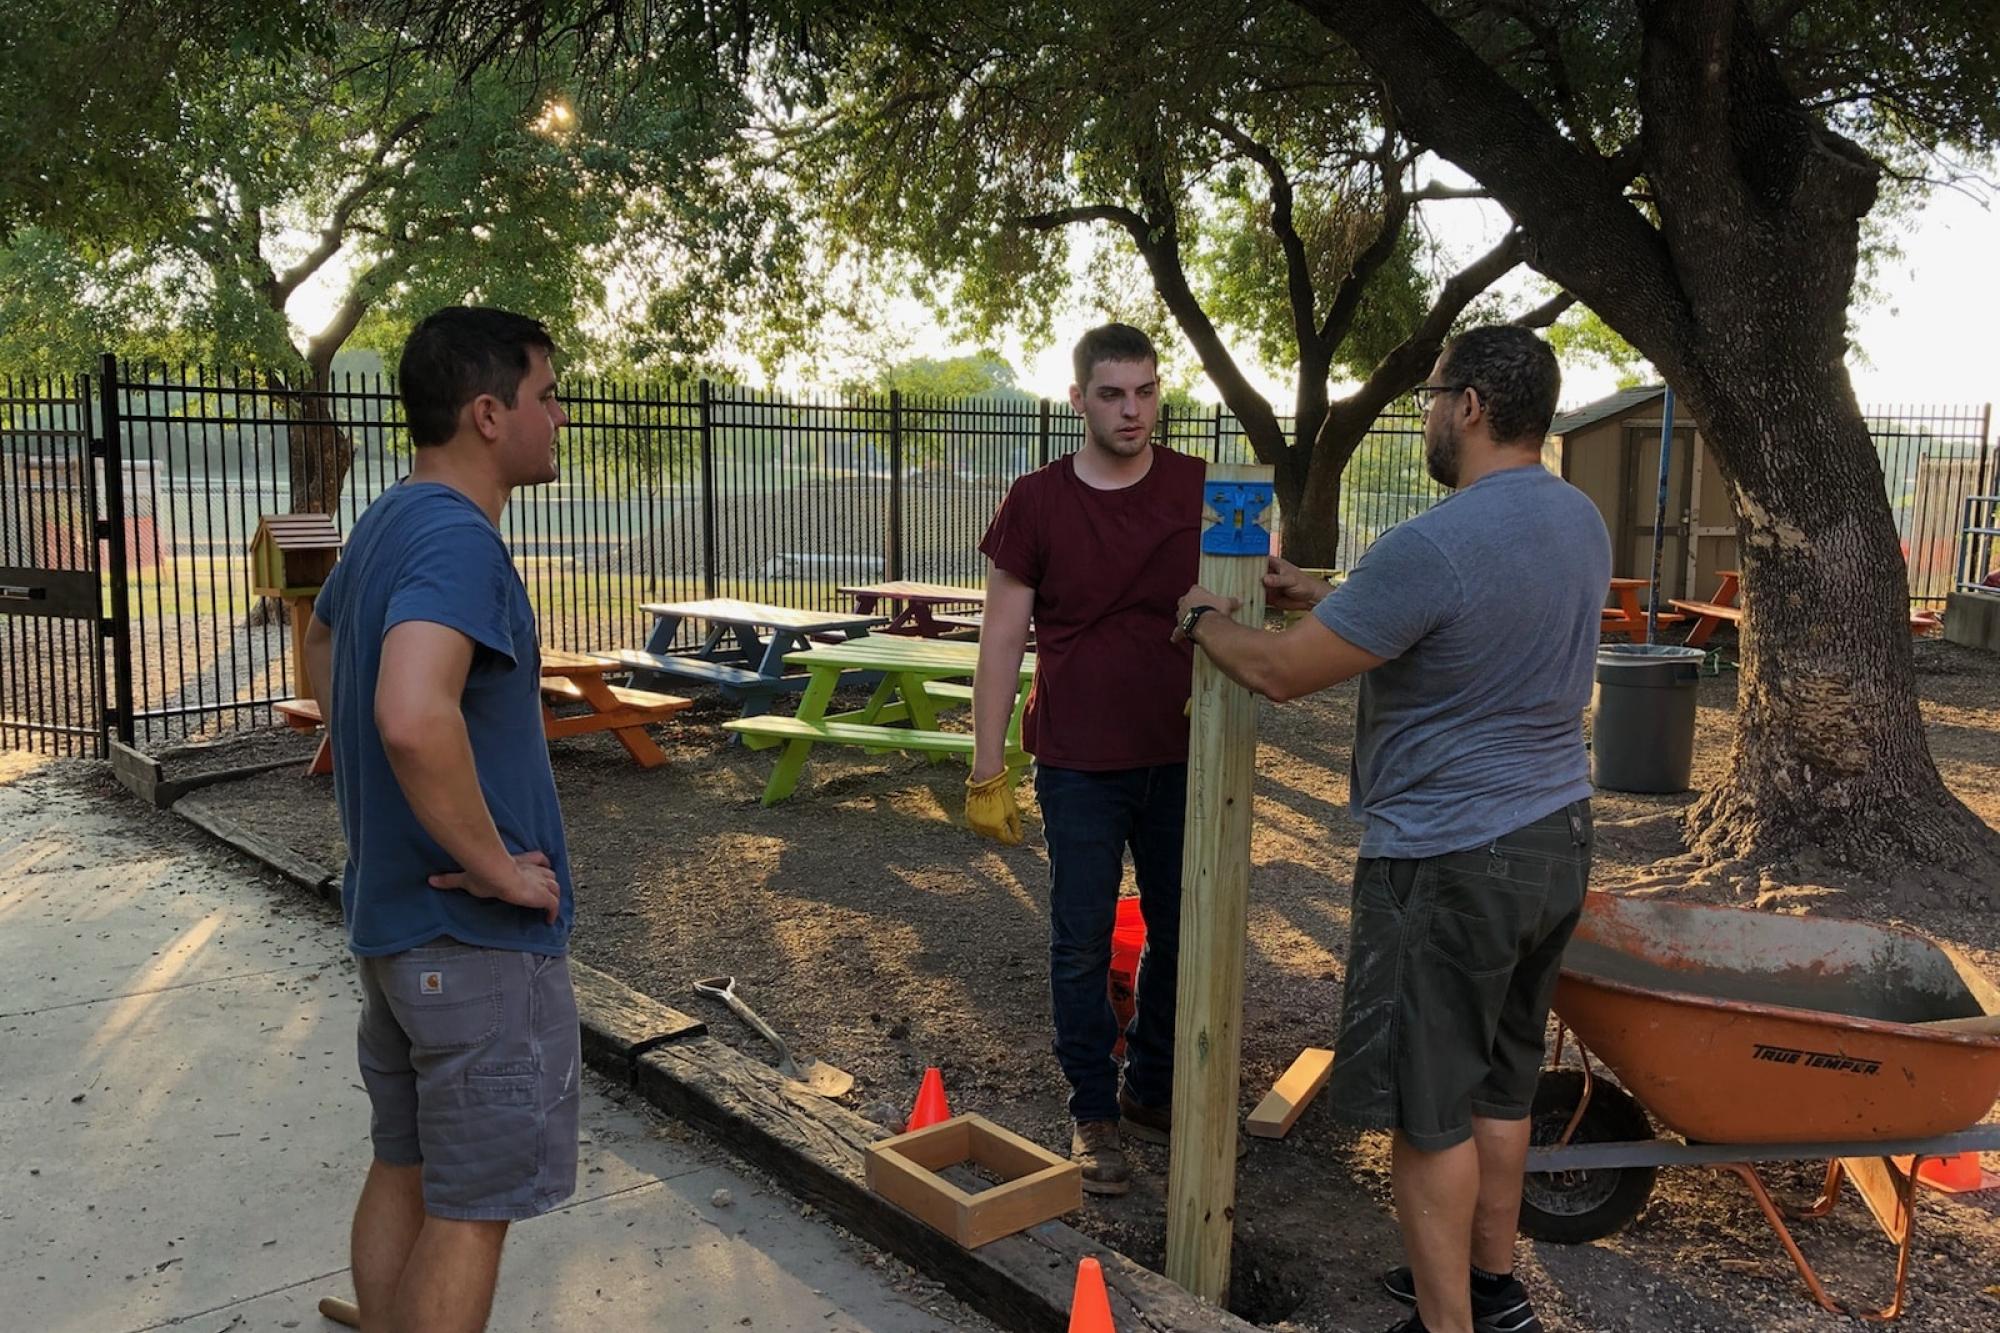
[633,1039,1259,1333]
[158,786,1250,1330]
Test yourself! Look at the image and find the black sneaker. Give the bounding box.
[1381,1267,1542,1333]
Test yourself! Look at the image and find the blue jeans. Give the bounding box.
[1035,762,1186,1124]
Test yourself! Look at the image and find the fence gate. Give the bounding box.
[0,368,127,756]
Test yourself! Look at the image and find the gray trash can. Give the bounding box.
[1591,644,1706,793]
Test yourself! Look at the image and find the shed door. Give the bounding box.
[1616,421,1699,600]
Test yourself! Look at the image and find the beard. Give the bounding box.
[1424,421,1461,488]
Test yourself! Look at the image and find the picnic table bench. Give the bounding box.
[723,635,1035,804]
[614,597,886,715]
[274,649,692,773]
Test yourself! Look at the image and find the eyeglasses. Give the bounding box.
[1413,382,1469,414]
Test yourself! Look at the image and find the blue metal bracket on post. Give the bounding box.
[1201,481,1276,555]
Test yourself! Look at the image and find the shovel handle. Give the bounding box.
[694,977,804,1077]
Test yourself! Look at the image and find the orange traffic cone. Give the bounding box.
[1068,1256,1114,1332]
[906,1066,952,1132]
[1917,1151,2000,1193]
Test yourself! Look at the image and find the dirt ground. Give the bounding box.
[155,634,2000,1332]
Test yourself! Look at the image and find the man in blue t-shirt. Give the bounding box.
[302,306,575,1331]
[1174,327,1610,1333]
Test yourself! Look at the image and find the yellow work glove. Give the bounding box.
[965,770,1023,845]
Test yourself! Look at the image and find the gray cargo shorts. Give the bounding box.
[356,938,581,1221]
[1326,801,1592,1151]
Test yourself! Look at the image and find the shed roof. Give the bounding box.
[1549,385,1667,437]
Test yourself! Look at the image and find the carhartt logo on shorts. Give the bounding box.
[420,971,443,995]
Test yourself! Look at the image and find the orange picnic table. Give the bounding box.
[1668,570,1940,647]
[275,648,692,773]
[1603,577,1688,643]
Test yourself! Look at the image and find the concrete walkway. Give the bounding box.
[0,759,983,1332]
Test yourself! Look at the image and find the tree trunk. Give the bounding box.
[283,359,355,517]
[1674,360,1993,871]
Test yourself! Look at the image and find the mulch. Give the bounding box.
[159,635,2000,1331]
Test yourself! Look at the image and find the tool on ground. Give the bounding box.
[906,1065,952,1131]
[693,975,856,1096]
[1068,1256,1116,1332]
[318,1295,360,1327]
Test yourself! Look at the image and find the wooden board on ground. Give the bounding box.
[568,961,708,1084]
[865,1115,1082,1249]
[1245,1048,1335,1140]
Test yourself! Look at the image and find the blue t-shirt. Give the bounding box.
[313,481,571,956]
[1314,464,1611,859]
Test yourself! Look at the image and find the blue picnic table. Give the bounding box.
[608,597,886,716]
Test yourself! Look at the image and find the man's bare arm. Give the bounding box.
[970,565,1035,781]
[376,621,558,921]
[303,612,335,724]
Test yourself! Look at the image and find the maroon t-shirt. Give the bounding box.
[979,446,1205,770]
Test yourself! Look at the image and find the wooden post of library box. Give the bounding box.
[249,514,343,697]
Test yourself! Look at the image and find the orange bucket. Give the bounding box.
[1109,898,1146,1058]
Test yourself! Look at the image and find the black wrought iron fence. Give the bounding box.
[0,359,1992,754]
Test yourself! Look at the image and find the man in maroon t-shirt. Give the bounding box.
[967,323,1205,1195]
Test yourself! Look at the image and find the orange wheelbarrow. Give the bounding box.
[1519,891,2000,1321]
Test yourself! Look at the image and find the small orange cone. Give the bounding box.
[1917,1151,2000,1193]
[906,1066,952,1132]
[1068,1257,1114,1332]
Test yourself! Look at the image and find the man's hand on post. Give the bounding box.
[429,849,562,924]
[1261,556,1334,612]
[1172,586,1240,642]
[965,769,1024,845]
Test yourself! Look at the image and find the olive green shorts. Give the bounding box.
[1326,801,1591,1151]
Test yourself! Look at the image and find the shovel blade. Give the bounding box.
[797,1058,856,1097]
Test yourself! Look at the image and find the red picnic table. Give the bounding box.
[838,580,987,637]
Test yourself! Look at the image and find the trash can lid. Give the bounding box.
[1597,644,1706,665]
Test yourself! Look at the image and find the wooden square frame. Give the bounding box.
[864,1114,1083,1248]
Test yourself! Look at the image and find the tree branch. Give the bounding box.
[1331,226,1528,433]
[1408,181,1490,201]
[1293,0,1689,366]
[271,110,432,304]
[1197,113,1321,364]
[1510,290,1577,328]
[1010,204,1149,233]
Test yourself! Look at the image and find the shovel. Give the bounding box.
[693,975,856,1097]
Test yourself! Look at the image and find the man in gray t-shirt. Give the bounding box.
[1175,327,1609,1333]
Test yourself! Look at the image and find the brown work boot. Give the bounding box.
[1119,1086,1248,1157]
[1070,1119,1131,1195]
[1117,1085,1172,1145]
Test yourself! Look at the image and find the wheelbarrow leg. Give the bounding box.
[1712,1160,1914,1322]
[1800,1158,1846,1218]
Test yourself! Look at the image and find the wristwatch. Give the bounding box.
[1176,603,1217,641]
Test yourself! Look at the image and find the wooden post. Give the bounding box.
[1165,462,1272,1303]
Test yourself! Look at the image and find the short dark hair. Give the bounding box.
[1071,323,1157,390]
[1437,325,1561,444]
[398,306,557,446]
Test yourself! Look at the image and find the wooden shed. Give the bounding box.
[1546,387,1734,602]
[248,513,343,598]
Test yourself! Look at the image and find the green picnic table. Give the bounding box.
[723,635,1035,804]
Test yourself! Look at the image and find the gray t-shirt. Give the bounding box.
[1314,463,1611,858]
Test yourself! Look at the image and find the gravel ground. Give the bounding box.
[140,634,2000,1331]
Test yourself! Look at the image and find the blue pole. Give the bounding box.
[1647,387,1676,645]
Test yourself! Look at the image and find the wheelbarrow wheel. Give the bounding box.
[1519,1069,1657,1245]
